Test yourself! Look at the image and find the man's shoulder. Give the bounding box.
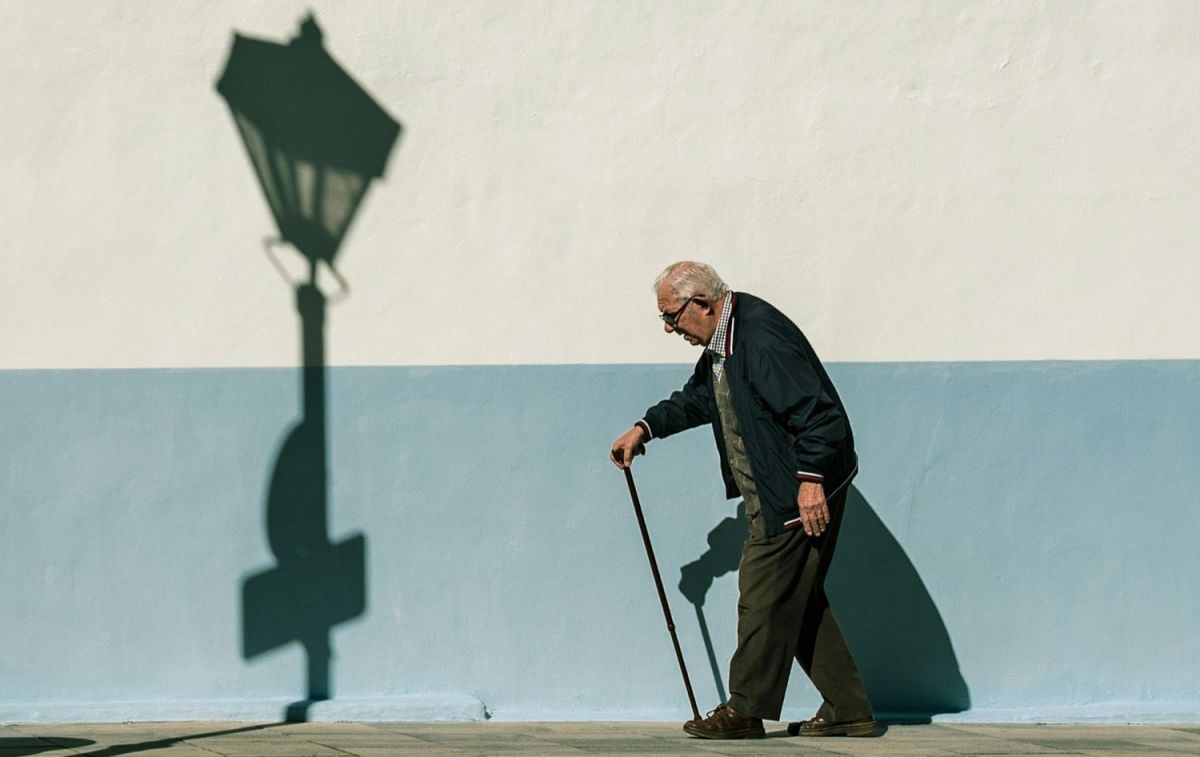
[733,292,802,341]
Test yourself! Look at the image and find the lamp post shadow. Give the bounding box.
[679,487,970,721]
[216,13,402,722]
[241,281,367,722]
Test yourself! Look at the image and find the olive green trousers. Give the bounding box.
[725,488,873,722]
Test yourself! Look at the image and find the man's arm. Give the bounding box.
[747,339,848,536]
[748,341,848,482]
[610,358,713,469]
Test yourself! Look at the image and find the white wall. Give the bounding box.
[3,1,1198,370]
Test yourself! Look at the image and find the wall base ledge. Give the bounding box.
[0,694,488,724]
[927,703,1200,724]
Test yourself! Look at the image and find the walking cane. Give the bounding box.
[622,466,702,721]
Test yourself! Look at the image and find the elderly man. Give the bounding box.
[610,261,875,739]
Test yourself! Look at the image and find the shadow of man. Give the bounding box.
[826,486,971,721]
[678,487,970,722]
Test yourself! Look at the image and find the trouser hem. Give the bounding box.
[726,694,778,722]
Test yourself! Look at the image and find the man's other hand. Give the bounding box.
[610,426,647,469]
[797,481,829,537]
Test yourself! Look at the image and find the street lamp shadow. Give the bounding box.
[216,13,402,722]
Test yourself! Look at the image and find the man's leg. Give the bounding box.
[795,488,873,724]
[725,526,820,721]
[795,595,872,721]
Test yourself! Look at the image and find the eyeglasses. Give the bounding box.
[660,296,699,327]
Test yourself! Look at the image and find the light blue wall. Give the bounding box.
[2,361,1198,722]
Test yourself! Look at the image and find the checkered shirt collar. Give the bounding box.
[706,292,735,360]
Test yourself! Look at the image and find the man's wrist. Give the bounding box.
[795,470,824,484]
[635,420,653,441]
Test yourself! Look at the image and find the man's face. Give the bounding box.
[657,285,719,347]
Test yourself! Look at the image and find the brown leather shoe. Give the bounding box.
[683,703,765,740]
[788,715,877,737]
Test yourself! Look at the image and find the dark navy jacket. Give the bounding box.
[641,292,857,537]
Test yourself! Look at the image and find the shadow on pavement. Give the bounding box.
[16,724,282,757]
[0,738,94,756]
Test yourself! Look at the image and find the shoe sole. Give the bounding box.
[787,721,877,737]
[682,725,765,740]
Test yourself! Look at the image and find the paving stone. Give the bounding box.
[886,725,999,739]
[1026,740,1166,752]
[338,749,471,757]
[688,741,845,755]
[1124,742,1200,755]
[80,750,216,757]
[811,748,962,757]
[306,735,428,748]
[894,740,1073,754]
[184,739,349,757]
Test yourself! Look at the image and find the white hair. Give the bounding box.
[653,261,730,303]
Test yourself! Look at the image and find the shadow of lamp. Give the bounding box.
[216,14,402,722]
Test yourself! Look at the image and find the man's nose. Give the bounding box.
[663,321,676,334]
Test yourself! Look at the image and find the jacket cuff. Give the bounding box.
[795,470,824,484]
[635,419,653,440]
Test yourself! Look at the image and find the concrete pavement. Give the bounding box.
[2,721,1200,756]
